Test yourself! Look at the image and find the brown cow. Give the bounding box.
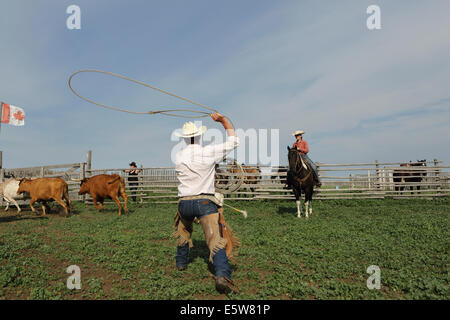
[17,178,72,217]
[78,174,128,216]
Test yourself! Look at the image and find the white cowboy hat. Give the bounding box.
[292,130,305,136]
[175,121,207,138]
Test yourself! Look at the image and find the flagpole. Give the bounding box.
[0,102,3,136]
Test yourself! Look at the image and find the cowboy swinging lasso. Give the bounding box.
[68,69,246,294]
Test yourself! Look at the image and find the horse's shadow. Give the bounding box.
[189,239,238,274]
[277,205,298,216]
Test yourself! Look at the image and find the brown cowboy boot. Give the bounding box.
[215,276,239,294]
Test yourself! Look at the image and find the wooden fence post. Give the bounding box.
[86,150,92,177]
[434,158,441,194]
[139,164,144,204]
[375,160,381,191]
[0,150,3,169]
[80,162,86,202]
[40,166,44,178]
[388,170,394,191]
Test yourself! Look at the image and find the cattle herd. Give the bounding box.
[0,174,128,217]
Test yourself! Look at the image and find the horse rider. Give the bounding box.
[291,130,321,187]
[172,112,240,294]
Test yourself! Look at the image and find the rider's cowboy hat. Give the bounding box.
[175,121,207,138]
[292,130,305,136]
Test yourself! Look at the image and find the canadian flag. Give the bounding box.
[1,102,25,126]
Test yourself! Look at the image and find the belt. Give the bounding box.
[178,194,222,206]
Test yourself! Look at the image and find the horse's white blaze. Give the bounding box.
[296,200,301,218]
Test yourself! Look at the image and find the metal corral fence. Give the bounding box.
[1,157,449,207]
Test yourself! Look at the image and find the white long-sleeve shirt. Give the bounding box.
[175,136,240,197]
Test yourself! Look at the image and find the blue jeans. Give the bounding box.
[176,198,232,279]
[178,198,218,220]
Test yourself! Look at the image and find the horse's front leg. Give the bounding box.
[304,200,309,219]
[294,190,302,218]
[305,189,313,218]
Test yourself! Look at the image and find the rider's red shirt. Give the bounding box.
[293,140,309,154]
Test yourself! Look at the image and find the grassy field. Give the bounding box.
[0,198,448,300]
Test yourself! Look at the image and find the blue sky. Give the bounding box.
[0,0,449,169]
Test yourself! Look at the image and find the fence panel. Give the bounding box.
[1,160,449,208]
[128,160,450,203]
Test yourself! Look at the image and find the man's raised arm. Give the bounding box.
[210,112,235,137]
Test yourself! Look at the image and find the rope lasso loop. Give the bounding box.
[69,69,241,190]
[68,69,234,127]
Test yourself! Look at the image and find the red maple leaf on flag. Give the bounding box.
[13,111,24,121]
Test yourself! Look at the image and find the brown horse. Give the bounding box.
[226,163,261,197]
[241,164,261,195]
[287,147,315,218]
[215,164,228,187]
[393,160,427,194]
[216,162,261,197]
